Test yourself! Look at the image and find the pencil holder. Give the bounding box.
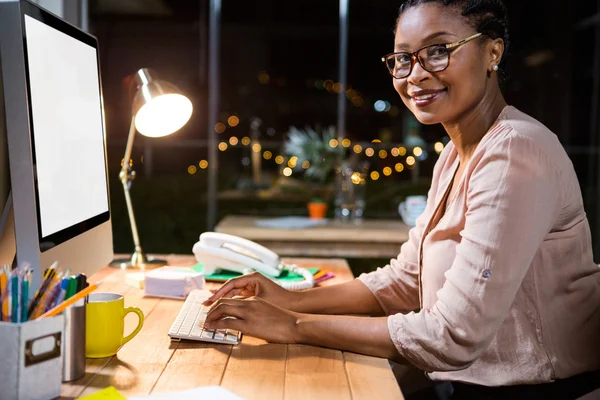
[61,301,86,382]
[0,315,65,400]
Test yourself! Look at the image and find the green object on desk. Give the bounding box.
[65,277,77,300]
[192,263,319,282]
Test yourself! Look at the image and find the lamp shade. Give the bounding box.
[131,69,193,138]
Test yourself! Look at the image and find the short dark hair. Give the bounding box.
[397,0,510,81]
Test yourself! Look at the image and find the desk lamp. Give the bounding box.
[112,68,193,269]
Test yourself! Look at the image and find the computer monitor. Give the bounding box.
[0,0,113,290]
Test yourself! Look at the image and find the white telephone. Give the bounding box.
[192,232,314,290]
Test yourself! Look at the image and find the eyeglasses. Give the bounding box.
[382,33,483,79]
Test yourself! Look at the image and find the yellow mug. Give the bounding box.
[85,292,144,358]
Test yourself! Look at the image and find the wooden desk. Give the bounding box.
[61,255,404,400]
[215,215,410,259]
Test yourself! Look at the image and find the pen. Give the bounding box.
[75,273,87,293]
[0,269,6,321]
[38,280,102,319]
[52,277,70,308]
[32,278,61,319]
[11,271,19,323]
[21,269,31,322]
[314,272,335,284]
[44,278,62,313]
[27,262,58,319]
[65,277,77,300]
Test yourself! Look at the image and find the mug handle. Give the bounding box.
[398,201,407,221]
[121,307,144,347]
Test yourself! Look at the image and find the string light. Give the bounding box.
[406,156,416,166]
[241,136,251,145]
[229,137,239,145]
[391,148,399,157]
[199,160,208,169]
[351,172,363,184]
[252,143,262,153]
[435,142,444,154]
[258,71,270,84]
[188,165,197,175]
[302,160,310,169]
[365,148,375,157]
[413,147,423,157]
[342,138,351,148]
[288,157,298,168]
[379,150,388,159]
[329,139,339,148]
[227,116,240,127]
[383,167,392,176]
[372,139,381,143]
[333,82,343,93]
[218,142,228,151]
[215,123,226,134]
[370,171,380,181]
[352,96,364,107]
[398,147,407,156]
[283,167,292,177]
[353,144,363,154]
[263,151,272,160]
[395,163,404,172]
[275,155,284,164]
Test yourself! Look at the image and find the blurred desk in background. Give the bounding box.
[215,215,410,259]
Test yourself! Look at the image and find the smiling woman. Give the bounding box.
[203,1,600,399]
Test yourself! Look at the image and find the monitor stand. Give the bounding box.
[0,193,16,267]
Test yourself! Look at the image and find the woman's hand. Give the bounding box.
[203,272,297,309]
[204,296,300,344]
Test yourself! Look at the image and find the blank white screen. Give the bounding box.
[24,15,109,238]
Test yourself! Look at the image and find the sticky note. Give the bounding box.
[78,386,127,400]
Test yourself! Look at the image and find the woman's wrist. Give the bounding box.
[283,288,306,312]
[291,312,316,344]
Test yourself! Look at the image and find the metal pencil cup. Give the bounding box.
[61,302,86,382]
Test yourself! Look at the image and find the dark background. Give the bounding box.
[87,0,600,264]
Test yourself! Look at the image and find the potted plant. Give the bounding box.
[284,125,345,219]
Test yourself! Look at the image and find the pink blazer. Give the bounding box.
[358,106,600,385]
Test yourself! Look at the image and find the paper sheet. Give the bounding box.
[128,386,245,400]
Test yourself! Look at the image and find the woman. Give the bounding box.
[204,1,600,398]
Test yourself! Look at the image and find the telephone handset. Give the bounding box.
[192,232,314,290]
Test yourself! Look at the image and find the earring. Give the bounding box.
[493,65,499,71]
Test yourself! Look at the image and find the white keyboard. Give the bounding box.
[168,289,242,345]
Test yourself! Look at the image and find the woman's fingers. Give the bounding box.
[209,316,245,332]
[205,300,247,326]
[203,275,256,305]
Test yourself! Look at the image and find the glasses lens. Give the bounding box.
[420,45,449,72]
[386,53,412,78]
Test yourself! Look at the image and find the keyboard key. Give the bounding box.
[214,331,225,341]
[226,334,238,342]
[201,329,215,339]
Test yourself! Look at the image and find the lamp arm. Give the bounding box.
[119,117,147,264]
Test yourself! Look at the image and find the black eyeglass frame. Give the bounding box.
[381,32,484,79]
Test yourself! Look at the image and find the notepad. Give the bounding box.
[78,386,127,400]
[143,267,205,299]
[192,263,320,283]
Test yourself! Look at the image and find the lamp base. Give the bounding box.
[110,255,167,270]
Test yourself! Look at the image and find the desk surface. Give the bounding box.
[215,215,410,258]
[61,255,404,400]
